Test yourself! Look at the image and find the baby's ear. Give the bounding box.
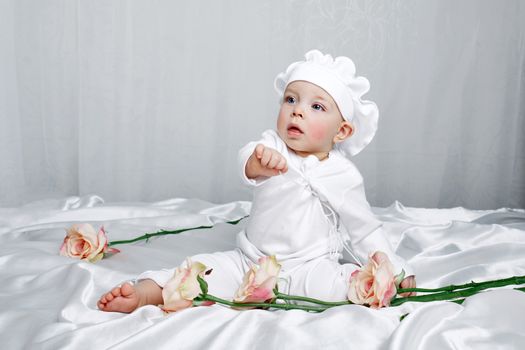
[333,121,354,144]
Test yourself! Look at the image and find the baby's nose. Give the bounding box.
[292,105,304,118]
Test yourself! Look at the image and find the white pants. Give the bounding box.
[138,249,359,301]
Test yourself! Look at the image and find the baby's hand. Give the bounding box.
[246,144,288,179]
[399,275,417,297]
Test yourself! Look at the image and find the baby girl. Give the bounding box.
[98,49,416,313]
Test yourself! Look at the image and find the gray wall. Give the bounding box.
[1,0,524,209]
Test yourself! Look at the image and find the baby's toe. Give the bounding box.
[111,286,122,298]
[120,282,135,297]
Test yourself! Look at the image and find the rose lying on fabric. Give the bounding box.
[234,255,281,304]
[161,259,214,312]
[59,224,119,263]
[347,251,400,308]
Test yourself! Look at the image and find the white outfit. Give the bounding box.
[139,130,411,301]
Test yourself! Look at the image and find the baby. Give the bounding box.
[98,50,415,313]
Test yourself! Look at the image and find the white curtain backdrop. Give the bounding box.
[1,0,524,209]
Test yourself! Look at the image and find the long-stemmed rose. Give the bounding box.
[59,224,119,263]
[59,217,247,263]
[347,251,401,308]
[182,256,343,313]
[233,255,281,304]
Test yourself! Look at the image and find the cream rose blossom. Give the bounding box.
[60,224,119,263]
[234,255,281,304]
[161,259,212,312]
[347,251,398,308]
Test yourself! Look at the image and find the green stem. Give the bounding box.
[200,294,329,312]
[197,280,525,313]
[275,292,353,307]
[392,277,525,306]
[108,216,247,246]
[396,275,525,294]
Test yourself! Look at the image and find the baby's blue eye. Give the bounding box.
[312,103,325,111]
[285,96,296,104]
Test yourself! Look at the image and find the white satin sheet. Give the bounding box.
[1,195,524,349]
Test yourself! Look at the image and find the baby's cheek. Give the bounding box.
[309,124,327,141]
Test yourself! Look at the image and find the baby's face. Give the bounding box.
[277,81,346,159]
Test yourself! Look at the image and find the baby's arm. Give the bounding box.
[319,159,416,293]
[245,144,288,179]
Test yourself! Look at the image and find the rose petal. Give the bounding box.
[161,259,208,313]
[234,256,281,305]
[347,251,398,308]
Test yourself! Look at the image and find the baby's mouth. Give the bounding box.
[287,124,303,136]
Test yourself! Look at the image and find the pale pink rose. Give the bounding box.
[233,255,281,304]
[347,251,398,308]
[59,224,119,263]
[161,259,212,312]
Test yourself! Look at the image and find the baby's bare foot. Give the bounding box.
[98,282,141,313]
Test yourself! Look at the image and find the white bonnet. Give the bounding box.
[274,49,379,157]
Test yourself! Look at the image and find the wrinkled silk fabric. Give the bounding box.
[0,195,524,349]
